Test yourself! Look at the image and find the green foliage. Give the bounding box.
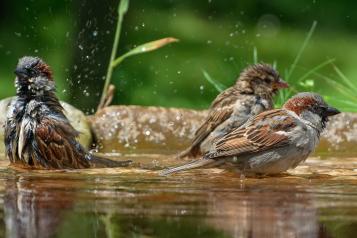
[1,1,357,112]
[98,0,178,110]
[202,21,357,112]
[275,21,318,107]
[317,64,357,111]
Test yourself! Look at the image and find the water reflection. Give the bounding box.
[205,184,320,238]
[4,175,77,238]
[0,157,356,237]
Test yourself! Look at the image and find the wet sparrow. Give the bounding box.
[5,56,131,169]
[178,63,288,159]
[162,92,340,175]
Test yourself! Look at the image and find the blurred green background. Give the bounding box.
[1,0,357,113]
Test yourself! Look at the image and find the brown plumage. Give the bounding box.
[5,56,131,169]
[178,63,288,159]
[161,92,340,176]
[204,110,295,159]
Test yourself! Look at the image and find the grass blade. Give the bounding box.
[316,73,357,102]
[202,70,226,92]
[286,21,317,80]
[253,47,258,64]
[296,58,335,83]
[332,64,357,92]
[111,37,179,68]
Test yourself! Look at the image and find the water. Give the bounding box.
[0,156,356,238]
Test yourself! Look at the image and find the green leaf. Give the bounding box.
[202,70,226,92]
[299,79,314,88]
[111,37,179,68]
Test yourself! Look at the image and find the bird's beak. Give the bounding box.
[325,106,340,116]
[274,78,289,89]
[14,68,27,78]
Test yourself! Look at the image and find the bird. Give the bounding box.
[177,63,288,159]
[161,92,340,175]
[4,56,131,169]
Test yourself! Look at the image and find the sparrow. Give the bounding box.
[4,56,131,169]
[177,63,288,159]
[161,92,340,175]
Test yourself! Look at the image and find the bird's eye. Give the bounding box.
[320,106,328,113]
[26,68,36,76]
[265,77,273,83]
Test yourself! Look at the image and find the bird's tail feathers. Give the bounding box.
[88,154,132,168]
[159,159,219,176]
[176,145,200,159]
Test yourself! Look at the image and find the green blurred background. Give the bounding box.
[1,0,357,113]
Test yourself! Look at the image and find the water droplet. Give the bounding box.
[92,30,98,37]
[199,85,204,90]
[78,45,84,50]
[145,130,151,136]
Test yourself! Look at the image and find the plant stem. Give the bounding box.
[97,1,127,111]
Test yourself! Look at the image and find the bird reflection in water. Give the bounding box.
[1,171,336,238]
[4,175,76,238]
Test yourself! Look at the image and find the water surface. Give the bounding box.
[0,156,356,238]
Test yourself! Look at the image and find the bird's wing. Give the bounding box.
[204,109,296,159]
[191,87,239,147]
[33,117,90,169]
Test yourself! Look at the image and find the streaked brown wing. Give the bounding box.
[191,87,239,146]
[192,105,233,145]
[34,118,89,169]
[204,109,296,159]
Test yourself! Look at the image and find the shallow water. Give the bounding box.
[0,156,356,238]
